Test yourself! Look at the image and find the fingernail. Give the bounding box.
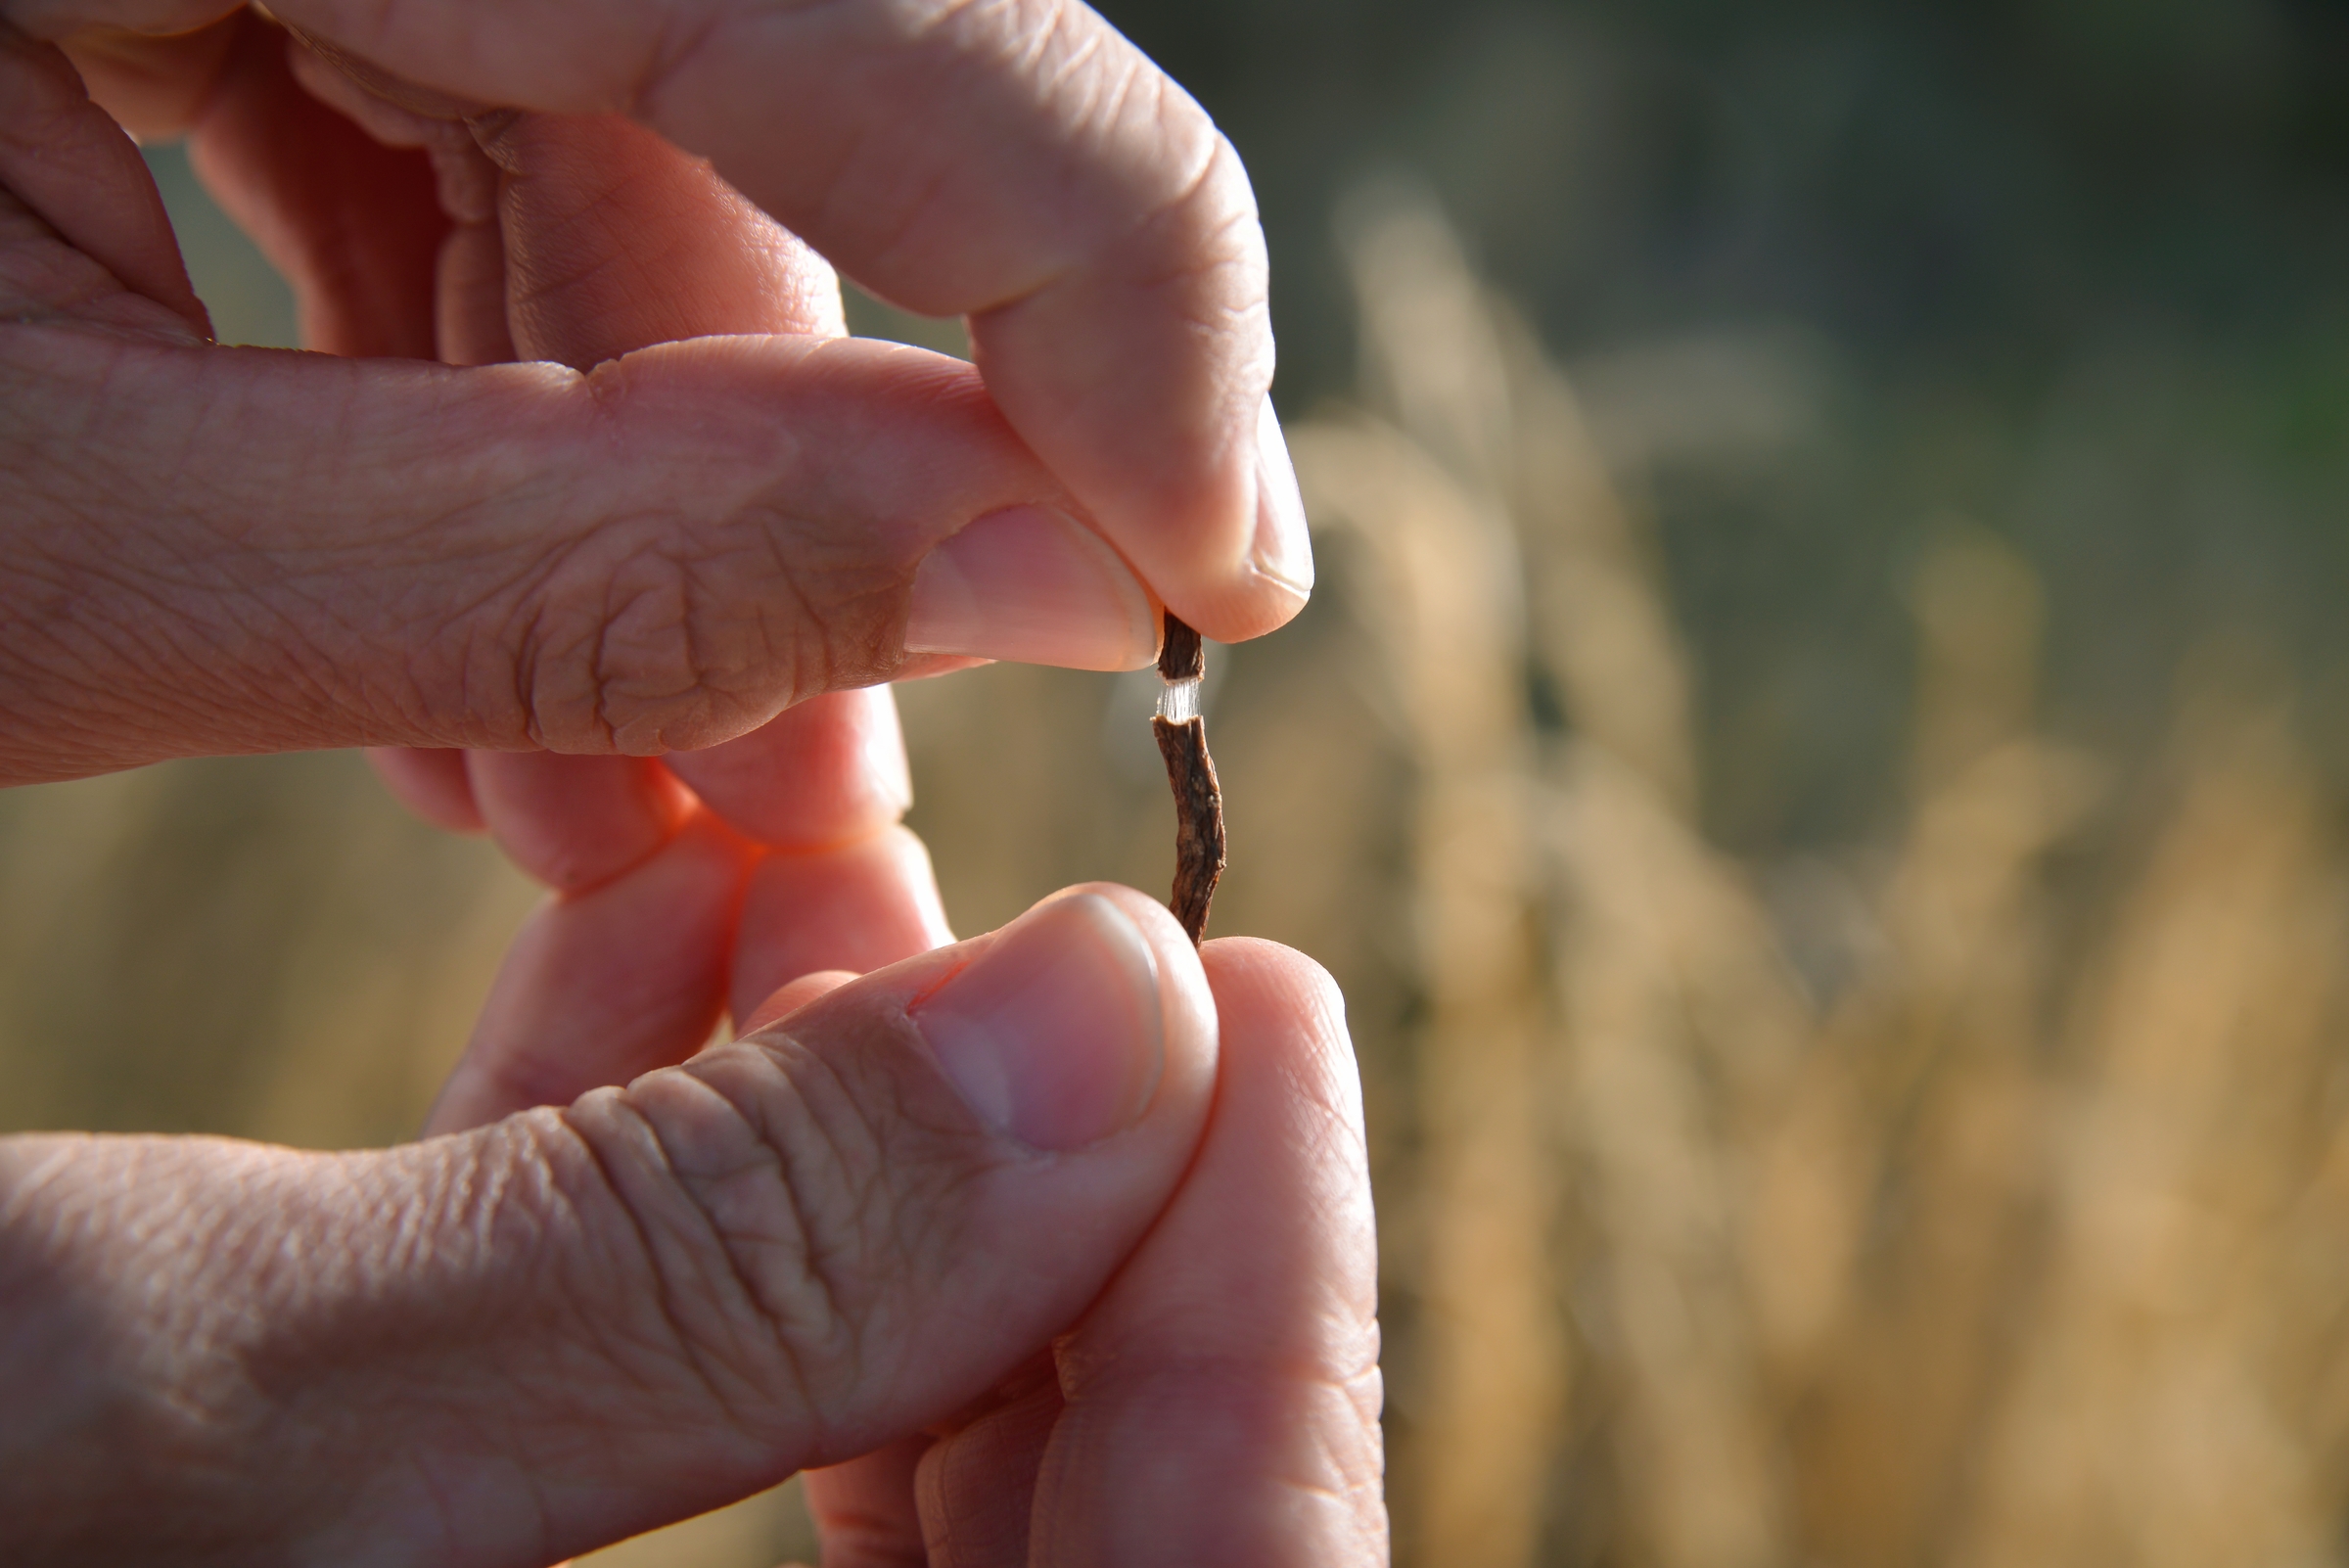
[1249,395,1314,601]
[912,893,1165,1151]
[904,506,1160,671]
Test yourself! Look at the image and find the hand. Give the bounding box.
[0,898,1386,1565]
[0,0,1313,786]
[0,6,1381,1560]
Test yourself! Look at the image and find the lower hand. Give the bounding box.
[0,896,1385,1565]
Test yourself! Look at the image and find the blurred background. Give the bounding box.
[7,0,2349,1562]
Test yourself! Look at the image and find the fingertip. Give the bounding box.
[961,135,1291,646]
[732,824,950,1021]
[1197,938,1367,1195]
[668,688,912,850]
[469,751,697,891]
[1247,392,1314,601]
[1199,937,1348,1041]
[738,969,857,1036]
[1046,883,1219,1116]
[427,811,756,1132]
[1139,395,1315,644]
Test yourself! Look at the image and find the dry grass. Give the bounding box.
[1296,184,2349,1568]
[6,187,2349,1567]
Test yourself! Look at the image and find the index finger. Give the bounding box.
[14,0,1311,642]
[1036,940,1389,1564]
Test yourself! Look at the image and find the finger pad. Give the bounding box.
[731,826,950,1022]
[366,746,484,833]
[668,688,912,851]
[470,751,696,891]
[428,813,752,1130]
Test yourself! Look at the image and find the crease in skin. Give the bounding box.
[11,0,1293,757]
[0,210,171,330]
[568,1069,848,1444]
[548,1092,764,1391]
[0,1137,83,1228]
[264,14,492,122]
[626,0,726,123]
[279,3,1275,641]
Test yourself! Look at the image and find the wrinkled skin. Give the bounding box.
[0,5,1382,1564]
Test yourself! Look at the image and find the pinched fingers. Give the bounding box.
[451,683,918,887]
[802,940,1389,1568]
[935,940,1389,1568]
[0,887,1221,1567]
[424,808,755,1132]
[428,687,946,1132]
[12,0,1311,645]
[0,322,1159,782]
[4,12,1174,784]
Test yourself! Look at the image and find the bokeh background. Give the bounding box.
[8,1,2349,1563]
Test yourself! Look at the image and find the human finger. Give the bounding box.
[464,751,697,892]
[356,83,860,837]
[375,99,940,1065]
[800,1434,932,1568]
[470,107,847,367]
[15,0,1311,642]
[736,968,854,1037]
[364,745,484,832]
[57,16,237,141]
[905,1367,1064,1566]
[0,884,1219,1563]
[424,810,754,1132]
[262,90,852,368]
[0,22,207,339]
[7,26,1173,784]
[2,325,1159,784]
[667,688,908,852]
[730,826,952,1025]
[181,12,447,357]
[701,692,950,1038]
[1022,939,1387,1567]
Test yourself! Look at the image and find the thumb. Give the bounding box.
[0,887,1213,1567]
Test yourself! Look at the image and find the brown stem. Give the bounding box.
[1153,613,1223,944]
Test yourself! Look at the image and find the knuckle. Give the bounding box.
[500,526,811,755]
[567,1038,976,1440]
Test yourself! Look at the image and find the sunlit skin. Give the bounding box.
[0,4,1384,1563]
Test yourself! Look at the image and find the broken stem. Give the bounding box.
[1152,611,1225,944]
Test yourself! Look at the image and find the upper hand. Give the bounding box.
[0,0,1312,785]
[0,899,1386,1566]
